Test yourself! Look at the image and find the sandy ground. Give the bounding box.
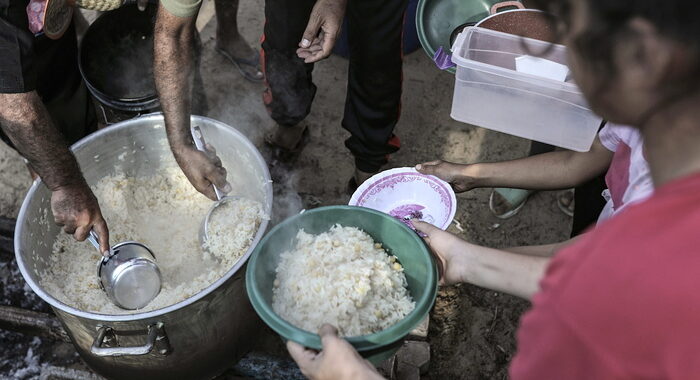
[0,0,571,378]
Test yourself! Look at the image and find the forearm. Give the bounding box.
[468,139,612,190]
[503,236,581,257]
[0,92,86,191]
[458,242,550,300]
[154,4,197,155]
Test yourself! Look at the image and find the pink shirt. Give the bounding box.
[597,123,654,222]
[510,172,700,379]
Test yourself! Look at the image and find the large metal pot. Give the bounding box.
[14,114,273,379]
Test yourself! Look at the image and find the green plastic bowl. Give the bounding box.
[416,0,515,73]
[246,206,438,363]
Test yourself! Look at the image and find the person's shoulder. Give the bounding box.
[540,173,700,299]
[544,172,700,310]
[528,176,700,377]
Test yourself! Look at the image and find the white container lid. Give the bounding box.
[452,27,580,93]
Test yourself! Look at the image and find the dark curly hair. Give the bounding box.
[529,0,700,124]
[530,0,700,79]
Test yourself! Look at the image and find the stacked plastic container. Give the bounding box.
[450,27,601,152]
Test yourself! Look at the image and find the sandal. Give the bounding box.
[557,189,575,217]
[489,188,532,219]
[215,47,264,83]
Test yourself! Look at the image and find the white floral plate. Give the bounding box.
[349,167,457,230]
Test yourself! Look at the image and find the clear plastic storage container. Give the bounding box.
[450,27,601,152]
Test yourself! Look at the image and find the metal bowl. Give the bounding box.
[416,0,511,64]
[14,114,272,379]
[97,240,162,310]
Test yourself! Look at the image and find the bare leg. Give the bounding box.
[354,169,376,186]
[214,0,263,81]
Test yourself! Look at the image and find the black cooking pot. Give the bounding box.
[79,3,159,113]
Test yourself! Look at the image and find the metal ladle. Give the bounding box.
[190,126,239,251]
[87,231,162,310]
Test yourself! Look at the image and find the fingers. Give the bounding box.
[415,160,444,175]
[412,220,439,237]
[179,147,232,200]
[74,225,90,242]
[92,218,111,256]
[287,340,318,376]
[62,223,77,235]
[208,169,230,192]
[296,42,324,59]
[319,324,351,357]
[431,247,446,285]
[300,13,322,49]
[301,33,335,63]
[319,324,340,346]
[203,144,224,167]
[318,31,337,61]
[297,50,313,60]
[198,184,218,201]
[413,221,449,284]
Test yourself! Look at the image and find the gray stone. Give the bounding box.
[408,316,429,340]
[397,341,430,375]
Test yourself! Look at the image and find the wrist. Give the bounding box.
[169,135,196,157]
[463,163,485,187]
[457,244,480,285]
[341,366,382,380]
[51,178,89,193]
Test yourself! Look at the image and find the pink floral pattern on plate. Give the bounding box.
[353,171,455,229]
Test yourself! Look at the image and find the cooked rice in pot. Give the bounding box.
[41,167,265,314]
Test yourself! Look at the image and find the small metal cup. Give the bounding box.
[88,231,162,310]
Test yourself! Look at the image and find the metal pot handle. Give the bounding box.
[490,1,524,14]
[91,322,171,357]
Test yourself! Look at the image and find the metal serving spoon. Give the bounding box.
[190,126,240,252]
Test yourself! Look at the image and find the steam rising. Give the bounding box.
[269,161,303,226]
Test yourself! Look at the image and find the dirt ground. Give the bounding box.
[0,0,571,378]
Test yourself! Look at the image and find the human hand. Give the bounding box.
[287,324,384,380]
[51,183,110,255]
[296,0,348,63]
[413,221,470,285]
[415,160,479,193]
[173,144,230,201]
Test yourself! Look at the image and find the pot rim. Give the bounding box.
[14,113,273,322]
[475,8,544,27]
[78,4,159,106]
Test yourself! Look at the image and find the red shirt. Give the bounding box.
[510,172,700,379]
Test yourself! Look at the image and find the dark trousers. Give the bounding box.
[261,0,408,173]
[571,173,606,236]
[0,23,96,148]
